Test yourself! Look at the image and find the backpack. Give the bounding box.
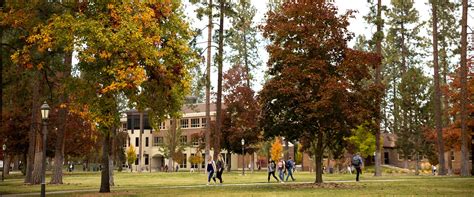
[270,161,276,169]
[352,155,361,166]
[285,160,292,169]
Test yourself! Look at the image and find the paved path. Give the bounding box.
[2,179,403,197]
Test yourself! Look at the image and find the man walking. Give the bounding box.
[285,156,295,181]
[351,153,363,182]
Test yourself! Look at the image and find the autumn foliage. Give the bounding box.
[271,137,283,162]
[259,0,382,183]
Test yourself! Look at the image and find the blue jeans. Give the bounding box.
[286,168,295,181]
[208,171,216,183]
[278,169,284,181]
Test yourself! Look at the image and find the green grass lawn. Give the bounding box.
[1,169,473,196]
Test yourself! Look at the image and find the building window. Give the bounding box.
[135,155,139,165]
[180,119,189,128]
[180,136,188,145]
[191,118,200,128]
[159,121,166,130]
[145,137,149,147]
[154,137,163,146]
[451,150,455,161]
[397,153,413,160]
[180,154,187,168]
[191,154,198,169]
[134,116,140,130]
[191,136,199,146]
[135,137,139,147]
[144,154,149,165]
[202,153,205,168]
[131,130,134,134]
[201,118,207,127]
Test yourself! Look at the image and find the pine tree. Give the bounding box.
[395,67,432,173]
[227,0,260,87]
[385,0,426,135]
[364,0,384,177]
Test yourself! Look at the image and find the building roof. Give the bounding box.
[125,103,218,115]
[382,133,397,148]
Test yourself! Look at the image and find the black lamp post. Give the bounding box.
[2,144,5,182]
[241,138,245,176]
[40,102,50,197]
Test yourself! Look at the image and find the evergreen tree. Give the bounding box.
[395,67,433,172]
[227,0,260,87]
[384,0,426,135]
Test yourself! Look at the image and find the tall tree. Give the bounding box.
[17,1,195,192]
[384,0,425,136]
[459,0,470,176]
[430,0,447,177]
[364,0,384,176]
[214,0,225,161]
[190,0,213,169]
[260,0,382,183]
[227,0,260,87]
[395,67,433,172]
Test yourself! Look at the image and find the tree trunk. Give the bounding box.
[314,132,323,183]
[138,112,143,172]
[459,0,469,177]
[31,125,43,184]
[403,158,408,169]
[447,149,453,175]
[214,0,224,160]
[431,0,447,176]
[168,118,177,173]
[109,127,115,186]
[226,152,231,172]
[50,52,72,184]
[3,155,10,176]
[99,132,111,193]
[25,71,41,184]
[415,152,420,175]
[204,0,213,174]
[374,0,383,177]
[13,155,19,171]
[250,153,254,173]
[108,157,114,186]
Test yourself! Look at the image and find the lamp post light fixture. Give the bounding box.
[241,138,245,176]
[2,144,5,182]
[40,101,50,197]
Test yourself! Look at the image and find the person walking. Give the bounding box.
[285,156,295,181]
[216,155,224,184]
[267,159,279,183]
[207,156,217,185]
[351,153,363,182]
[277,158,286,183]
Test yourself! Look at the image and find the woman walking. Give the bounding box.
[278,158,286,183]
[216,155,224,184]
[267,159,279,183]
[207,156,217,185]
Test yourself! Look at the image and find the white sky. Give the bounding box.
[184,0,438,93]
